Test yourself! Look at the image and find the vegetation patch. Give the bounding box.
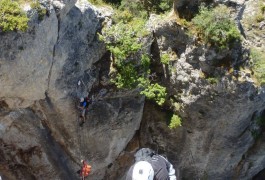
[139,81,166,106]
[89,0,172,14]
[250,48,265,86]
[30,1,47,21]
[0,0,29,32]
[255,1,265,22]
[99,5,168,106]
[206,77,218,84]
[88,0,112,6]
[191,5,241,49]
[161,54,170,65]
[169,114,182,129]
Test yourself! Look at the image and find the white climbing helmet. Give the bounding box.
[80,97,84,102]
[132,161,154,180]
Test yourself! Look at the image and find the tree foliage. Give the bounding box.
[140,83,166,106]
[161,54,170,65]
[100,16,167,105]
[169,114,182,129]
[30,1,46,21]
[90,0,173,15]
[0,0,28,32]
[99,18,147,88]
[192,5,241,49]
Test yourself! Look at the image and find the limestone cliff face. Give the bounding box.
[0,0,144,179]
[1,0,265,180]
[136,1,265,179]
[107,0,265,179]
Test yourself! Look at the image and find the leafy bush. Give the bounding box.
[100,15,168,105]
[142,0,173,14]
[89,0,106,6]
[255,2,265,22]
[113,9,134,23]
[141,54,151,71]
[206,77,218,84]
[30,1,46,21]
[192,5,241,49]
[112,64,138,88]
[0,0,29,32]
[169,114,182,129]
[250,48,265,85]
[119,0,146,18]
[140,83,166,106]
[161,54,170,65]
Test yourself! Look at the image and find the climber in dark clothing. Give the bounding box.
[126,148,177,180]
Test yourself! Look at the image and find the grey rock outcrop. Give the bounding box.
[0,0,145,179]
[141,2,265,179]
[1,0,265,179]
[109,2,265,179]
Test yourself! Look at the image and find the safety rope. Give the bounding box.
[77,112,83,160]
[74,80,85,169]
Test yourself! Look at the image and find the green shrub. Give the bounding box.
[100,6,167,106]
[112,64,138,88]
[30,1,46,21]
[119,0,146,18]
[250,48,265,85]
[142,0,173,14]
[206,77,218,84]
[159,1,172,12]
[89,0,105,6]
[141,54,151,72]
[169,114,182,129]
[140,83,167,106]
[192,5,241,49]
[161,54,170,65]
[0,0,29,32]
[99,18,149,88]
[113,9,134,23]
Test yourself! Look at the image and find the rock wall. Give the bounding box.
[1,0,265,179]
[0,0,145,179]
[108,0,265,179]
[134,0,265,179]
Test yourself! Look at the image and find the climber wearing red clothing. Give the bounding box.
[79,160,91,180]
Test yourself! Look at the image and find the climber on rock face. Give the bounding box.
[77,97,91,126]
[78,160,91,180]
[126,148,177,180]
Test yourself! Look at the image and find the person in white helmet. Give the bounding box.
[126,148,177,180]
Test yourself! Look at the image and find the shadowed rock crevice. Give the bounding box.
[47,10,60,92]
